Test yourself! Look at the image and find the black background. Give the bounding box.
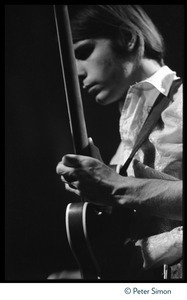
[5,5,184,281]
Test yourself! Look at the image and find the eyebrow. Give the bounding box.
[73,39,94,51]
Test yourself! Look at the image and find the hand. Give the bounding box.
[56,153,125,206]
[87,137,103,162]
[56,146,182,219]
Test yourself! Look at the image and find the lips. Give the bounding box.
[83,83,94,90]
[88,85,97,93]
[84,84,100,96]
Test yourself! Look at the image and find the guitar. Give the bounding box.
[53,5,182,280]
[53,5,105,279]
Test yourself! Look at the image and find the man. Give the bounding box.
[52,5,183,280]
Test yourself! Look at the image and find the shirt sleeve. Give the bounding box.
[135,226,183,269]
[155,84,183,157]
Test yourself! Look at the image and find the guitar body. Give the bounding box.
[66,201,135,280]
[65,202,102,279]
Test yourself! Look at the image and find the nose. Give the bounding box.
[76,59,87,79]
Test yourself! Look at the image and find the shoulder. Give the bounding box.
[173,82,183,103]
[162,80,183,121]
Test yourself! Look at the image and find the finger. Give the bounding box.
[60,175,67,183]
[62,154,84,167]
[62,154,98,168]
[61,176,76,187]
[88,137,103,161]
[88,137,93,144]
[56,164,77,183]
[65,183,81,196]
[56,162,73,175]
[61,176,79,189]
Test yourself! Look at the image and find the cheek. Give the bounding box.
[92,54,114,75]
[98,59,121,85]
[106,64,125,90]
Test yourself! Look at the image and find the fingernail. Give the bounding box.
[88,137,93,144]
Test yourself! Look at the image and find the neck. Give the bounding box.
[133,58,162,84]
[118,58,162,113]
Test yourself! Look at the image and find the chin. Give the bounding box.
[96,98,108,105]
[95,91,114,106]
[95,94,118,106]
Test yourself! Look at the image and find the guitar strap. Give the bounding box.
[119,78,182,176]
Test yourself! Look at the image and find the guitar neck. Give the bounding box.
[54,5,89,155]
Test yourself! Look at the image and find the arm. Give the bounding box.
[56,154,182,221]
[113,175,182,221]
[135,226,183,269]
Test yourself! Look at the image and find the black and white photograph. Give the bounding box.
[4,4,185,298]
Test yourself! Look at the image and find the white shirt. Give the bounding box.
[110,66,183,273]
[110,65,183,178]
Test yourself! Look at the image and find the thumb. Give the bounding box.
[88,137,103,161]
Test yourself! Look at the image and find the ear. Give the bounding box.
[127,33,137,52]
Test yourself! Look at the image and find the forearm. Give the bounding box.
[112,177,183,220]
[136,226,183,269]
[57,154,182,220]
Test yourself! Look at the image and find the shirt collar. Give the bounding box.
[132,65,177,96]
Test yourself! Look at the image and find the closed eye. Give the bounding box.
[74,43,94,60]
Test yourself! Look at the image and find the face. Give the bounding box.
[74,38,135,105]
